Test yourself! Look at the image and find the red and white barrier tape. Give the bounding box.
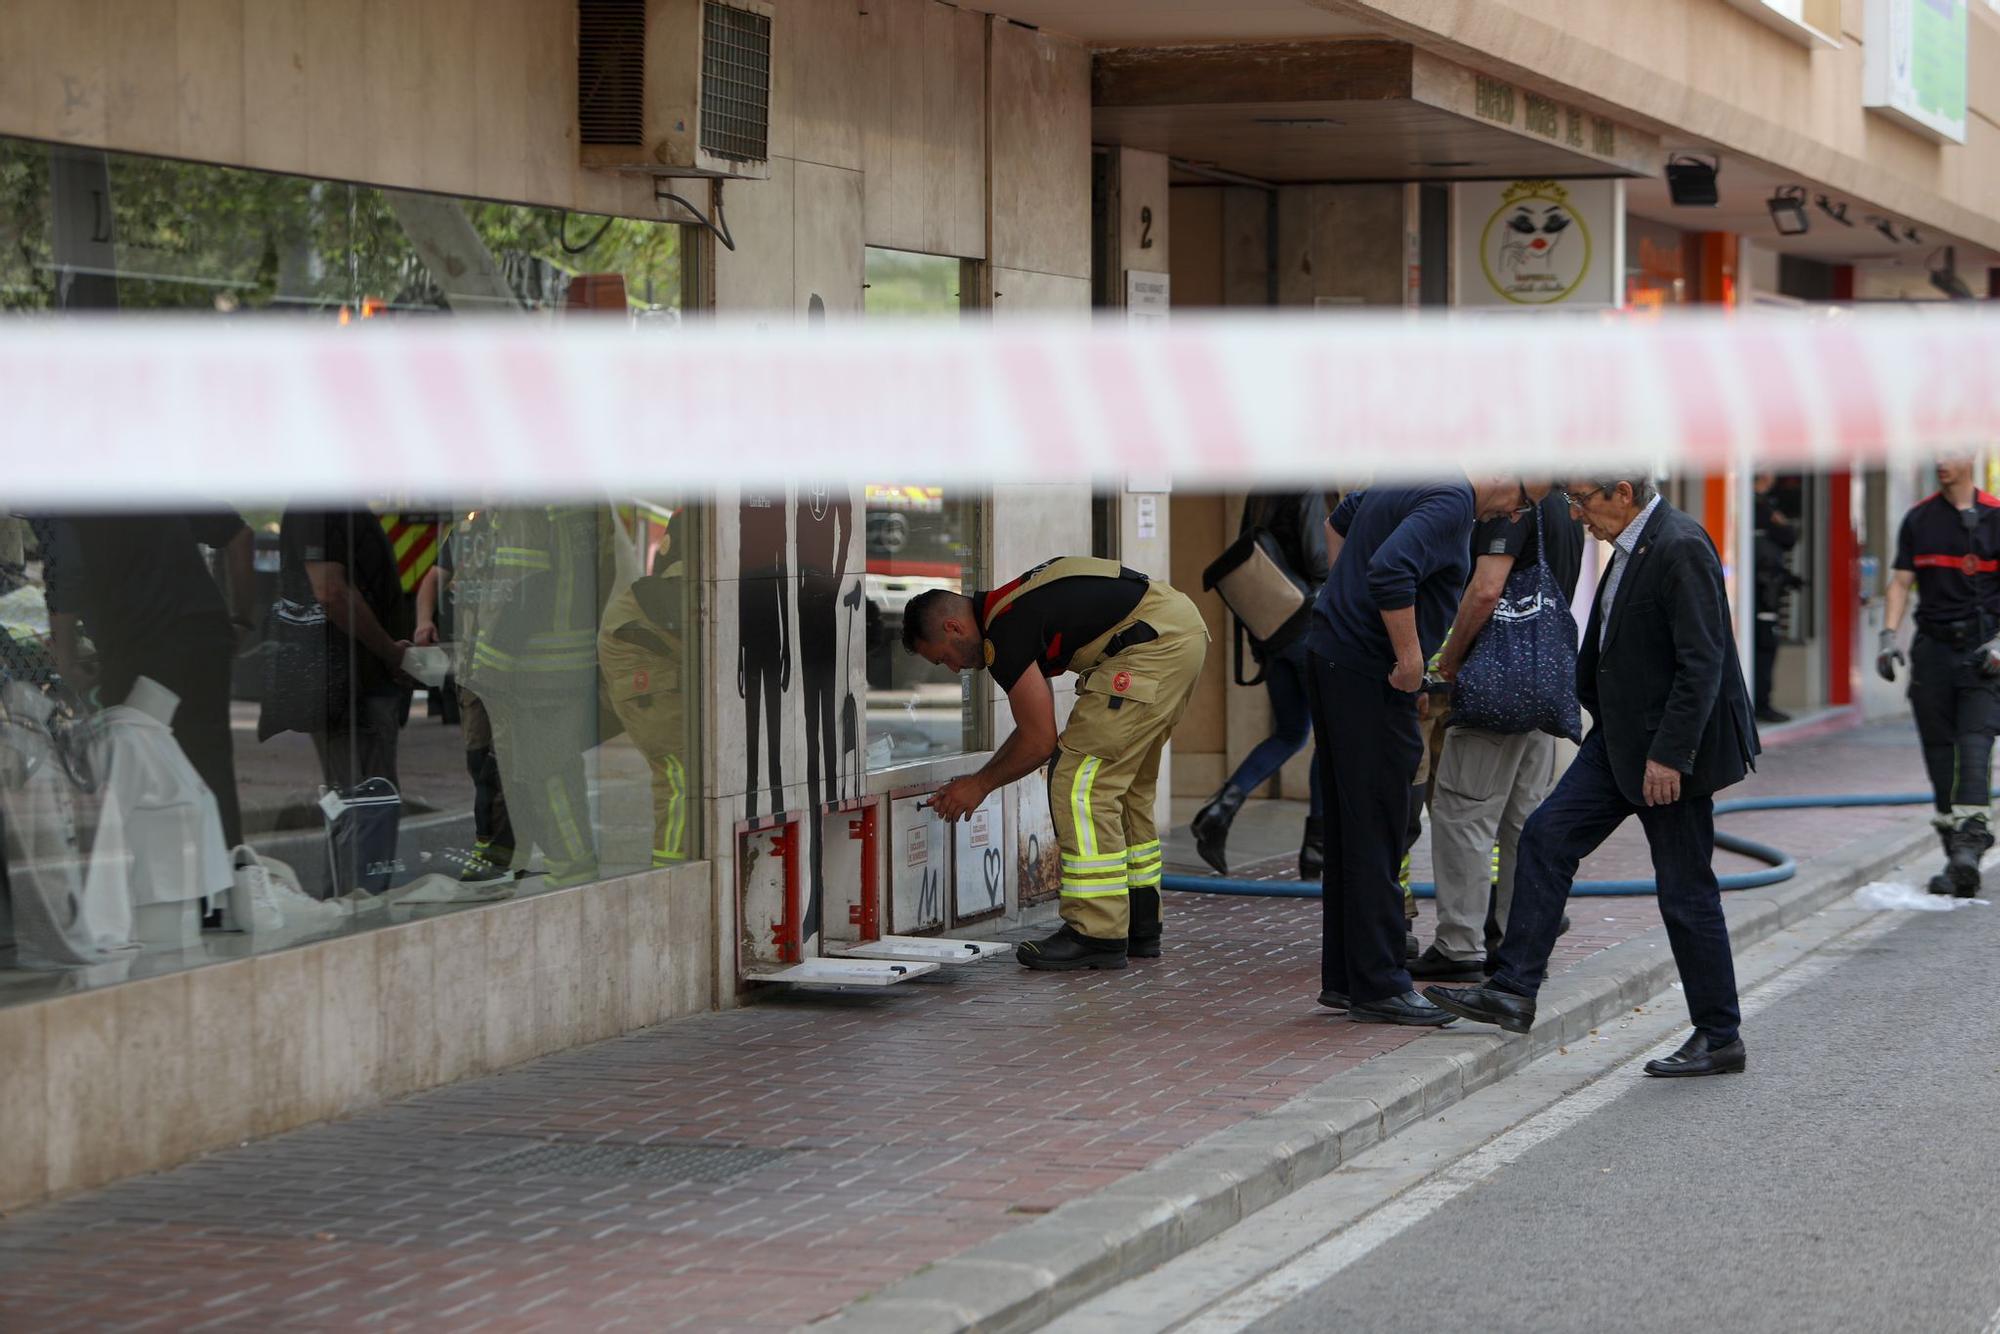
[2,309,1995,502]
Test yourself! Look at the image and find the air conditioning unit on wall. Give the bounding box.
[578,0,774,180]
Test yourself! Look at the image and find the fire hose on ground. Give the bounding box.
[1161,792,1938,899]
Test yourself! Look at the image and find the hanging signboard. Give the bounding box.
[1452,178,1625,310]
[1865,0,1968,144]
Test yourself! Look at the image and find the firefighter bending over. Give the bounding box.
[906,558,1207,971]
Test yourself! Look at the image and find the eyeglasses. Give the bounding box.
[1561,486,1609,508]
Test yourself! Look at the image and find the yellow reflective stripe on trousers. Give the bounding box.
[1062,876,1127,891]
[547,774,588,869]
[1060,886,1129,898]
[654,756,686,866]
[1126,839,1162,858]
[1070,756,1102,857]
[1062,851,1128,870]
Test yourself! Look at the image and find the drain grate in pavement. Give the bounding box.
[468,1141,790,1183]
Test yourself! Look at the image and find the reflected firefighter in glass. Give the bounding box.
[599,513,693,871]
[459,506,603,889]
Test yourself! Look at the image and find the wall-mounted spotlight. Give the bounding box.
[1814,195,1853,227]
[1665,153,1721,206]
[1929,246,1974,300]
[1766,186,1810,235]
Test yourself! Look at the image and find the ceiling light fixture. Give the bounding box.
[1766,186,1810,236]
[1813,195,1853,227]
[1665,153,1721,206]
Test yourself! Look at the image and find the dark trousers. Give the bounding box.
[103,619,243,847]
[459,687,515,861]
[1306,652,1420,1003]
[1909,632,2000,815]
[1492,730,1741,1044]
[1753,618,1779,712]
[312,690,405,795]
[1223,638,1324,820]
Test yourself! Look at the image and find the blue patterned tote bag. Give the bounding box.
[1449,509,1582,742]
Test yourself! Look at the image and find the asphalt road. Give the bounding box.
[1239,890,2000,1334]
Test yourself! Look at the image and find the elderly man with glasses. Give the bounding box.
[1428,476,1761,1077]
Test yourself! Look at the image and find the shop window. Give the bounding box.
[0,501,703,1001]
[0,135,691,317]
[862,248,986,770]
[0,135,704,1002]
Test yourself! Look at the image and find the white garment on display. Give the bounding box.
[0,682,137,967]
[81,686,232,914]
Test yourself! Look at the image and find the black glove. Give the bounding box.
[1876,629,1905,683]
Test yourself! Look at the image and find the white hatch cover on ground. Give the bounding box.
[754,958,942,986]
[831,936,1011,963]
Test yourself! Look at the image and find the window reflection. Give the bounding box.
[861,248,983,769]
[0,136,686,318]
[863,486,980,766]
[0,500,701,986]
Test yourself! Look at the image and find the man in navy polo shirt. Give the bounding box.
[1309,477,1549,1025]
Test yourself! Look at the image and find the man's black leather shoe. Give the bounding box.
[1317,989,1349,1011]
[1407,946,1485,981]
[1644,1031,1746,1077]
[1350,990,1457,1026]
[1016,925,1128,971]
[1424,983,1536,1034]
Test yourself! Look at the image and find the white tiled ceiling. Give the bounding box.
[960,1,1380,46]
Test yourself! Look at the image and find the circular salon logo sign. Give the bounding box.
[1479,180,1592,305]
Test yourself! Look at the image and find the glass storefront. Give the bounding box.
[0,136,700,999]
[0,137,688,317]
[861,249,984,768]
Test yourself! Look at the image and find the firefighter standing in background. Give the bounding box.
[599,513,692,870]
[461,505,603,888]
[1878,454,2000,897]
[906,558,1208,970]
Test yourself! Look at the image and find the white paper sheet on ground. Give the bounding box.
[1852,881,1991,912]
[390,872,517,906]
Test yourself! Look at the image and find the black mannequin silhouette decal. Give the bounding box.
[840,581,863,780]
[738,490,789,821]
[796,483,853,944]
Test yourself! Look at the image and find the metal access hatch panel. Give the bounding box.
[755,958,941,986]
[833,936,1011,963]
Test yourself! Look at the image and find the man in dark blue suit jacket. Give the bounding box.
[1427,478,1761,1077]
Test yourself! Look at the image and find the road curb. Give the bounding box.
[806,821,1937,1334]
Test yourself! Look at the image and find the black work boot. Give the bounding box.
[1298,817,1324,881]
[1928,824,1957,896]
[1017,924,1129,971]
[1128,886,1163,958]
[1947,817,1993,898]
[1190,784,1248,875]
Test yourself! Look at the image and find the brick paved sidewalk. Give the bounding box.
[0,721,1933,1332]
